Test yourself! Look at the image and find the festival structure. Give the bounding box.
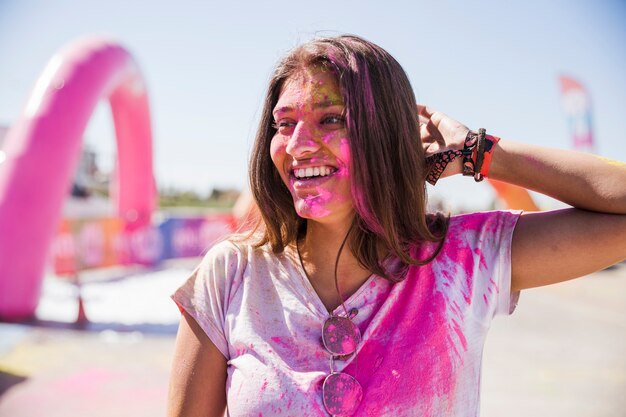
[0,38,157,320]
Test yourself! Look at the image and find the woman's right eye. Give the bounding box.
[272,120,295,133]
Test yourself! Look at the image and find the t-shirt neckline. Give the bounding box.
[286,243,377,318]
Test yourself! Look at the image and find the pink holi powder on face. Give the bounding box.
[271,70,354,222]
[338,137,350,157]
[301,188,333,217]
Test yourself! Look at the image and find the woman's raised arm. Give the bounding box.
[167,310,228,417]
[491,140,626,214]
[489,140,626,290]
[418,105,626,292]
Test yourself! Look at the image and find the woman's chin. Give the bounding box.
[294,200,332,219]
[293,198,355,225]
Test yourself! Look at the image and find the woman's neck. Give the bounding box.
[302,219,353,262]
[298,217,372,312]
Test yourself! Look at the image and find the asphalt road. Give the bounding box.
[0,262,624,417]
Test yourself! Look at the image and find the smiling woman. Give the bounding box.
[167,35,626,417]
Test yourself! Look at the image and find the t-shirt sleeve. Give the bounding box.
[443,210,522,321]
[170,240,244,359]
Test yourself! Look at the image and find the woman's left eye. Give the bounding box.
[321,115,345,126]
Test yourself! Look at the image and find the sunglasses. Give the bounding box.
[321,308,363,416]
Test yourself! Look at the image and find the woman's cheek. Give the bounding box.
[338,137,351,163]
[270,136,287,168]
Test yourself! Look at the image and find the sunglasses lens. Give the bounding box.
[323,316,361,356]
[323,372,363,416]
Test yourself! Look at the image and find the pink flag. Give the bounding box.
[559,76,594,152]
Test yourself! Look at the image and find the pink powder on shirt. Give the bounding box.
[345,265,460,416]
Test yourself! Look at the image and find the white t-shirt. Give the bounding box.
[172,210,521,416]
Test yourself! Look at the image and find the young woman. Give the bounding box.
[167,35,626,417]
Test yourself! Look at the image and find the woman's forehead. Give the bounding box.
[274,68,343,114]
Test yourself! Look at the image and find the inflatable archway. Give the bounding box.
[0,38,156,320]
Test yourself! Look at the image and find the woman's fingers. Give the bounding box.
[418,103,471,156]
[419,117,447,155]
[417,104,446,125]
[417,104,435,119]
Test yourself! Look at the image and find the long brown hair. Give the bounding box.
[248,35,447,281]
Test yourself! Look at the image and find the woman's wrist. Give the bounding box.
[424,128,500,185]
[460,129,501,181]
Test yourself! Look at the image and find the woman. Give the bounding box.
[167,35,626,416]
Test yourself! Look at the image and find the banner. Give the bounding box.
[50,214,235,275]
[559,76,594,152]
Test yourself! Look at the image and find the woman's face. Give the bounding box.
[270,67,353,224]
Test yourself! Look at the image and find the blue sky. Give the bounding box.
[0,0,625,209]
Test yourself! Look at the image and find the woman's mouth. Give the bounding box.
[290,165,339,188]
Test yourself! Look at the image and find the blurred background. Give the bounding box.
[0,0,624,416]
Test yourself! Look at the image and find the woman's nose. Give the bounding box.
[285,121,321,158]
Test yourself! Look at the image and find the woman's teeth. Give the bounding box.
[294,166,335,179]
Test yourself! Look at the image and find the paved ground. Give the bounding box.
[482,263,626,417]
[0,261,624,417]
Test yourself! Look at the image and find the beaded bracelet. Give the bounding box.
[425,129,500,185]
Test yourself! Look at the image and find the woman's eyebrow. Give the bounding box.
[273,101,344,116]
[313,99,344,109]
[272,105,293,117]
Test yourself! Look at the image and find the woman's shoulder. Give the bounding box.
[200,233,273,265]
[447,209,523,232]
[432,209,523,258]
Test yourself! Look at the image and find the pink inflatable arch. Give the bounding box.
[0,38,156,320]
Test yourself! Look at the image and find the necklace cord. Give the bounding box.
[334,222,354,317]
[296,221,355,316]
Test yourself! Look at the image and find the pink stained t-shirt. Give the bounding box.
[171,210,522,417]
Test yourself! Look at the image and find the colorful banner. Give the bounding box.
[52,218,124,275]
[159,214,236,259]
[50,214,236,276]
[559,76,594,152]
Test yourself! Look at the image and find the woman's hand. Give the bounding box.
[418,104,470,178]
